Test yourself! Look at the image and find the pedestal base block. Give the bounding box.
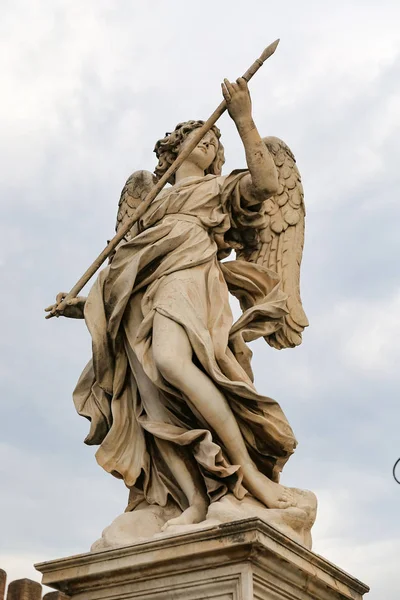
[36,518,369,600]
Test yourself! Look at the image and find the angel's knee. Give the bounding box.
[154,352,186,386]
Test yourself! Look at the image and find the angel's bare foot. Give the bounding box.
[245,467,296,510]
[161,501,207,531]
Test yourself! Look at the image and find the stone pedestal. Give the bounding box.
[36,518,369,600]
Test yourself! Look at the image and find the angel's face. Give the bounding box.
[179,129,218,171]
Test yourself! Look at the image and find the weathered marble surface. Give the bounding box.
[46,76,315,545]
[92,490,317,552]
[36,518,369,600]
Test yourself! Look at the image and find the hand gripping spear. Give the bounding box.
[46,39,280,319]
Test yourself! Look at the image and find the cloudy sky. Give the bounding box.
[1,0,399,597]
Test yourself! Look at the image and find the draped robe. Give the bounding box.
[73,172,297,511]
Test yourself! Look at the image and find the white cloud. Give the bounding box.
[310,468,400,600]
[323,290,400,375]
[315,537,400,600]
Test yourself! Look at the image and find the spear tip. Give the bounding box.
[260,38,280,63]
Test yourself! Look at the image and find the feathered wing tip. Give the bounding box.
[115,170,157,239]
[238,136,309,349]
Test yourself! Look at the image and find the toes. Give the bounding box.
[162,517,178,531]
[161,519,175,531]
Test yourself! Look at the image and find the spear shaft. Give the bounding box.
[47,39,279,318]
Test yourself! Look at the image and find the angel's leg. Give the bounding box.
[152,312,296,512]
[155,439,209,529]
[124,337,208,527]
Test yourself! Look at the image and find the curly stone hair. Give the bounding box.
[154,120,225,185]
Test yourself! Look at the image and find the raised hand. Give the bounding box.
[221,77,252,127]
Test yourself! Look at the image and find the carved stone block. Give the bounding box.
[36,519,369,600]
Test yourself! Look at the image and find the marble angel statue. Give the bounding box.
[46,77,317,547]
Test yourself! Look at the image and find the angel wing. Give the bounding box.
[237,136,308,349]
[115,170,157,240]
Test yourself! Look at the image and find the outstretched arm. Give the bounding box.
[222,78,278,200]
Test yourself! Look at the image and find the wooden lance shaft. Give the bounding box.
[46,38,280,319]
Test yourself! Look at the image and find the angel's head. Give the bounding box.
[154,120,225,184]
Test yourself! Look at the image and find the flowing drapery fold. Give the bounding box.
[73,172,297,510]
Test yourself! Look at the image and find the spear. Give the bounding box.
[46,38,280,319]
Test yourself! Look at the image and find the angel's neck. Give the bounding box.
[175,162,205,184]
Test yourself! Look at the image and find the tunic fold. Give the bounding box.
[73,172,297,511]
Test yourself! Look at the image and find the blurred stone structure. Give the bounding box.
[0,570,69,600]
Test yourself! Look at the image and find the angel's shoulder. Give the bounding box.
[215,173,227,190]
[217,169,249,193]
